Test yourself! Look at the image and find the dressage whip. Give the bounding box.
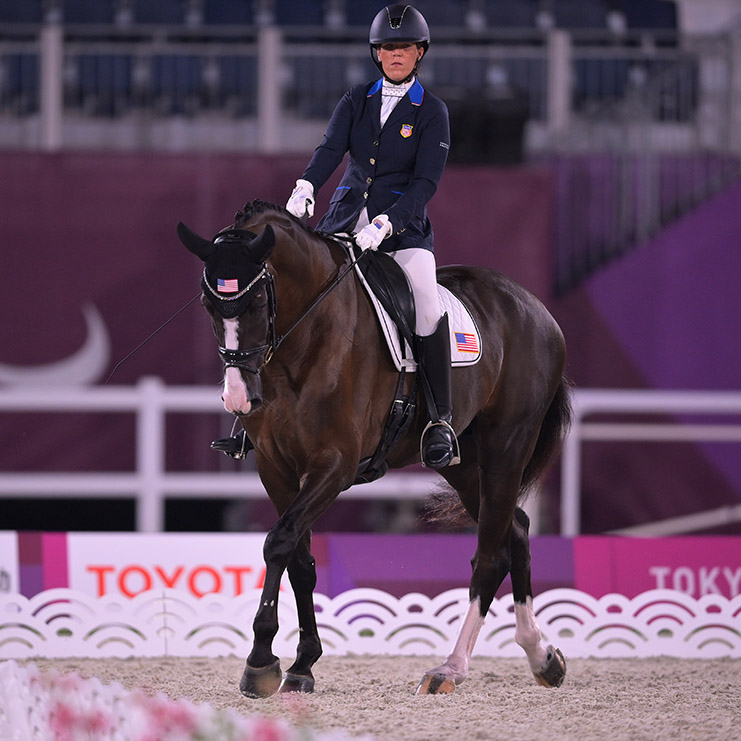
[104,233,370,383]
[103,292,202,385]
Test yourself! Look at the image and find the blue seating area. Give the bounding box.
[0,0,44,23]
[0,1,686,123]
[1,53,39,114]
[202,0,254,25]
[0,1,679,31]
[484,0,539,29]
[63,0,116,24]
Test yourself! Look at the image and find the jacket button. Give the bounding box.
[369,158,375,165]
[373,141,379,146]
[366,176,372,183]
[363,192,368,199]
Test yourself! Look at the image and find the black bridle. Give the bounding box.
[202,265,278,375]
[204,235,369,376]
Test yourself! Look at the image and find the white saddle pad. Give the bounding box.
[353,260,483,372]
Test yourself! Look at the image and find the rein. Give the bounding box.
[271,238,369,353]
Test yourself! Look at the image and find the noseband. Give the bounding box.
[202,265,278,374]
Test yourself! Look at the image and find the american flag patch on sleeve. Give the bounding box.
[455,331,479,353]
[217,278,239,293]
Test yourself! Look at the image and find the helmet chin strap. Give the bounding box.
[382,65,418,85]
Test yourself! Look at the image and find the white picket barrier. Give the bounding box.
[1,587,739,660]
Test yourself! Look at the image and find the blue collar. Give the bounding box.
[367,78,425,105]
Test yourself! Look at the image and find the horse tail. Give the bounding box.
[520,375,574,496]
[422,376,573,529]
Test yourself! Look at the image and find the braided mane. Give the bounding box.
[234,199,288,225]
[234,198,344,251]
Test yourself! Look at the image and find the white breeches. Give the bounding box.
[353,209,442,336]
[388,247,442,336]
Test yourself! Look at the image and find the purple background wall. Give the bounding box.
[551,180,741,531]
[1,151,739,533]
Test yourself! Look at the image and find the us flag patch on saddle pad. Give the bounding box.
[352,261,483,371]
[455,332,479,353]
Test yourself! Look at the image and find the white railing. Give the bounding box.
[0,377,438,532]
[560,388,741,536]
[2,379,740,535]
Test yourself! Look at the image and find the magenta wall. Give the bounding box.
[551,179,741,532]
[0,152,553,480]
[1,151,739,533]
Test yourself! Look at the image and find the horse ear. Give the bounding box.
[250,224,276,263]
[177,221,215,261]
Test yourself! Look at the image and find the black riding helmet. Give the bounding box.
[369,4,430,83]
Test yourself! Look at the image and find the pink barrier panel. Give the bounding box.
[574,536,741,599]
[7,532,740,601]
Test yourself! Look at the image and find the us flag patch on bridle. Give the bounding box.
[217,278,239,293]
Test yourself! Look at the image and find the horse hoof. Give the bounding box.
[415,672,456,695]
[279,672,315,694]
[534,646,567,688]
[240,659,283,698]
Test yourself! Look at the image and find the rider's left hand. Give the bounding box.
[355,215,392,251]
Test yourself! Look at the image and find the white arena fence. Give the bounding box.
[1,377,741,535]
[1,587,740,661]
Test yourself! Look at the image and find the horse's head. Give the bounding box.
[177,220,276,416]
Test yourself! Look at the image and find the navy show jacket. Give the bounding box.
[302,78,450,253]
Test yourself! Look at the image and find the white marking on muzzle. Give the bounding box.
[222,317,251,415]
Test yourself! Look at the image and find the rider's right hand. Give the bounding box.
[286,179,315,219]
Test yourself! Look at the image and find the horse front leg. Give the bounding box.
[240,455,350,699]
[510,507,566,687]
[239,521,294,698]
[279,534,322,693]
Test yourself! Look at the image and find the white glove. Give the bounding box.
[355,214,392,251]
[285,179,315,219]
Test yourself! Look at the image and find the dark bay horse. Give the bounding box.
[177,199,571,697]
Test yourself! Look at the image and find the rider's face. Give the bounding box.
[377,42,424,83]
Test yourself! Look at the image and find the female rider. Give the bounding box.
[286,4,457,469]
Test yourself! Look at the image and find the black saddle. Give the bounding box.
[356,249,416,349]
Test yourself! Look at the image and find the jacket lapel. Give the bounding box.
[382,95,415,135]
[380,79,423,133]
[366,79,383,136]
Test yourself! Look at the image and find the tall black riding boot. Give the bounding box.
[416,314,460,469]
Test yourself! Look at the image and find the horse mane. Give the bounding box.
[234,198,290,226]
[234,199,337,249]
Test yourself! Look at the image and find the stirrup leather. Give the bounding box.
[420,418,460,469]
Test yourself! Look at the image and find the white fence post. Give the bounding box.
[257,26,282,153]
[136,377,166,532]
[39,23,63,151]
[547,29,571,136]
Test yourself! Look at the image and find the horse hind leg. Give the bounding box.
[416,458,490,695]
[415,596,487,695]
[511,507,566,687]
